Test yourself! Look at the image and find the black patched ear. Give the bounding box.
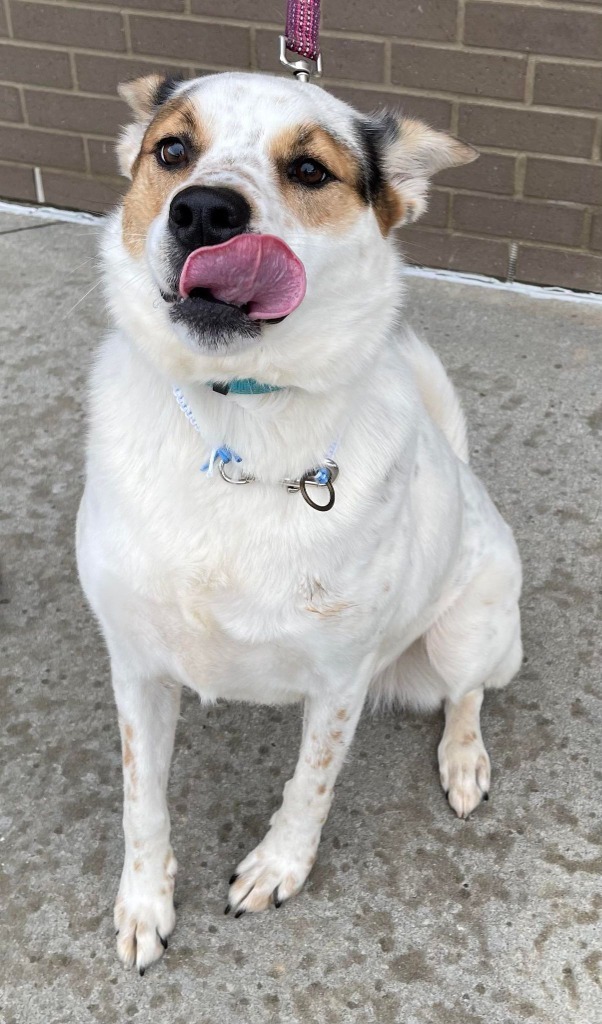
[116,74,185,178]
[357,112,478,234]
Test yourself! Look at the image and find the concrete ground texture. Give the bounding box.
[1,208,601,1024]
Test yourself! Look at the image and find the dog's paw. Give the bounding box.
[438,735,490,819]
[114,849,177,973]
[225,828,319,916]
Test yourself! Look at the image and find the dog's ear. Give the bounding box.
[116,74,184,178]
[360,113,478,232]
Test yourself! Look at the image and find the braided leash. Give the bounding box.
[279,0,322,81]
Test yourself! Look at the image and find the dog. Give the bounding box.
[76,71,522,973]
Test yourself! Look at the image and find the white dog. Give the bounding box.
[76,71,522,974]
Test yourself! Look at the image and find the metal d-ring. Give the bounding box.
[299,475,335,511]
[218,459,254,485]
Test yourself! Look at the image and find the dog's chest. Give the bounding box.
[143,492,392,700]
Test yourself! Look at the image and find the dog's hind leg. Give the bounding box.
[438,688,490,818]
[111,663,181,973]
[428,560,522,818]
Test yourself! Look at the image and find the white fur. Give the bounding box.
[76,72,522,972]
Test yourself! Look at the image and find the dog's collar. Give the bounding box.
[209,379,283,396]
[173,385,338,512]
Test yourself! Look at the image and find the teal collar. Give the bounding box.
[210,378,283,396]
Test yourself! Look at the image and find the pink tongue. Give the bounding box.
[178,234,306,321]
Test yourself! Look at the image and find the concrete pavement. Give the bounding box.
[1,208,601,1024]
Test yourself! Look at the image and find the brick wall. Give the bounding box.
[1,0,601,291]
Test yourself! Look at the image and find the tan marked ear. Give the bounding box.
[116,74,184,178]
[382,115,478,227]
[118,74,167,119]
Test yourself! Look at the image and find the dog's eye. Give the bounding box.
[288,157,332,188]
[157,137,188,168]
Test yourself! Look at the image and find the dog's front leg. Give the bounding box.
[111,664,181,973]
[226,671,371,916]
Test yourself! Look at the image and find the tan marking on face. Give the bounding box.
[133,858,143,872]
[330,729,343,743]
[317,783,327,795]
[462,730,478,746]
[336,708,349,721]
[122,94,208,257]
[270,123,365,232]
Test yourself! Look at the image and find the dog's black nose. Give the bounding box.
[168,186,251,250]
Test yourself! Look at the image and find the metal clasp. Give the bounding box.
[218,459,254,485]
[285,459,338,511]
[279,36,322,83]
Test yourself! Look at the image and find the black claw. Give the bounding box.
[483,792,489,801]
[139,967,145,977]
[444,790,450,800]
[159,935,168,950]
[234,908,245,919]
[229,873,238,886]
[224,904,231,916]
[274,897,282,909]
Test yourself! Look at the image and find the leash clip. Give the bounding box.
[279,36,322,83]
[218,458,254,485]
[285,458,338,511]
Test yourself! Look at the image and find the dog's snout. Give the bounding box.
[168,186,251,250]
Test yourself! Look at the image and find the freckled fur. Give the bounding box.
[77,71,521,972]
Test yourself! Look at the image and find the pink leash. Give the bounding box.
[280,0,322,81]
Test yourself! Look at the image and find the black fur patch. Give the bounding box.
[153,76,184,108]
[354,112,399,203]
[170,296,261,350]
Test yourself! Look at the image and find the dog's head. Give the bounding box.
[108,72,476,384]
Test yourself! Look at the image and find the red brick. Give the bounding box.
[453,193,584,247]
[40,169,125,213]
[464,2,602,61]
[516,246,602,293]
[533,62,602,114]
[458,104,596,159]
[87,137,118,177]
[191,0,280,18]
[130,15,250,67]
[0,43,73,88]
[257,30,385,84]
[25,91,127,138]
[0,84,23,122]
[391,43,526,101]
[524,158,602,207]
[437,152,515,195]
[0,161,37,201]
[75,54,191,97]
[0,125,85,170]
[10,2,126,52]
[591,215,602,253]
[329,85,452,131]
[323,0,458,41]
[399,226,510,277]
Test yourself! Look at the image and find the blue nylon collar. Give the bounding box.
[209,379,283,396]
